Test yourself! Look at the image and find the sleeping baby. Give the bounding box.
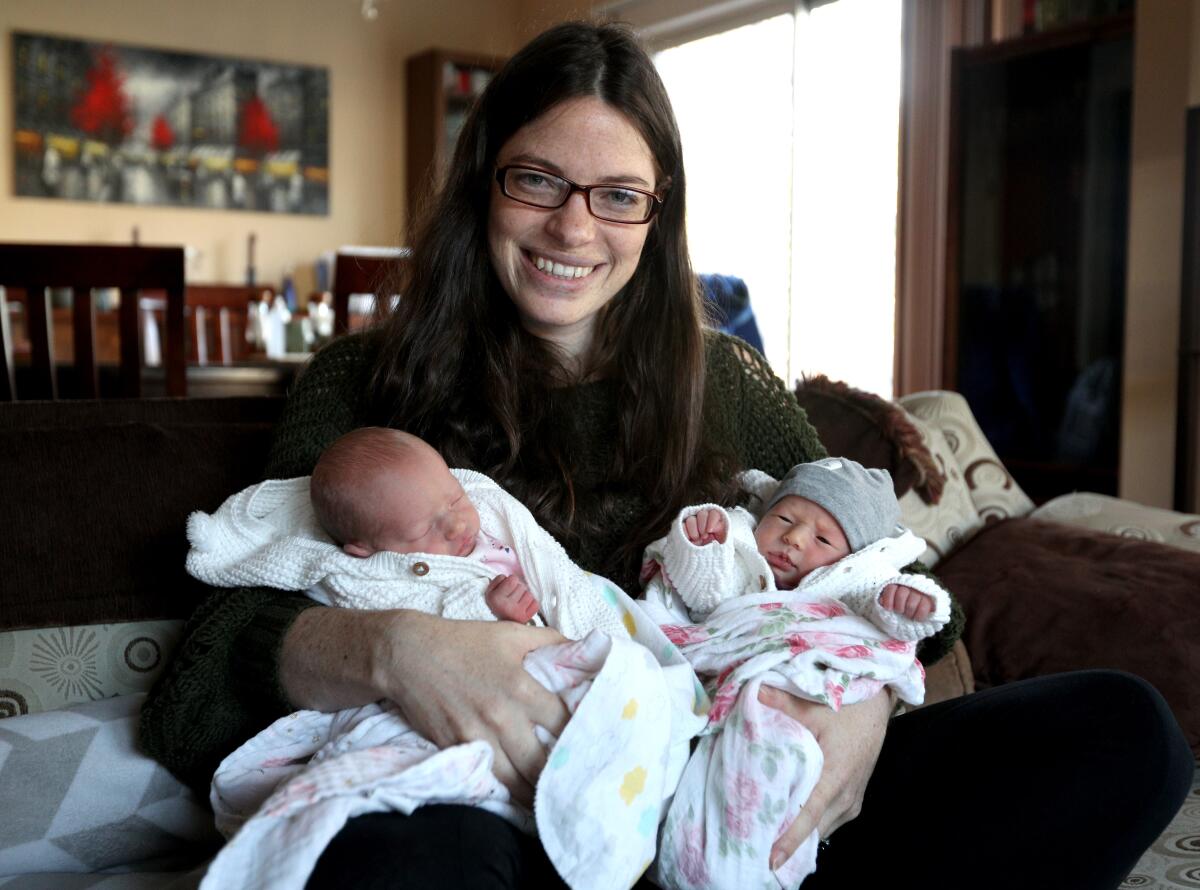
[187,427,706,890]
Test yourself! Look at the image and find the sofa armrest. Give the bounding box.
[919,639,975,708]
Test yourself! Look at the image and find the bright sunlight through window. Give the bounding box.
[656,0,901,397]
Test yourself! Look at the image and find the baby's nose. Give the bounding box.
[784,527,810,550]
[446,515,466,538]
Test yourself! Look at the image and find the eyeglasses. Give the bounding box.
[494,165,663,224]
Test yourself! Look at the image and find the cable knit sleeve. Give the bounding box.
[140,335,374,794]
[654,504,741,618]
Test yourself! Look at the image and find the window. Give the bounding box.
[655,0,902,396]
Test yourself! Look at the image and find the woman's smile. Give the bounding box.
[522,248,600,283]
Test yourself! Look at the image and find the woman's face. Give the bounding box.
[488,96,658,358]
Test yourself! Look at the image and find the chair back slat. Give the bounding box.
[71,286,99,398]
[0,289,14,401]
[217,307,233,365]
[25,285,56,400]
[118,285,142,398]
[164,284,186,396]
[0,243,186,400]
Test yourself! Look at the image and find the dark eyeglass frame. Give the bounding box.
[494,165,664,224]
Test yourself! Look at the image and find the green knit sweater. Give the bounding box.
[139,331,963,792]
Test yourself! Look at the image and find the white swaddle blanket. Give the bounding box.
[186,472,709,890]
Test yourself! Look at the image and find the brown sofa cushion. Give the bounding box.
[936,516,1200,754]
[793,375,945,502]
[0,397,283,631]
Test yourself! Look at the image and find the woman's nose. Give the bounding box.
[544,192,595,245]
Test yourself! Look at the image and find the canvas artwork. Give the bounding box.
[12,33,329,215]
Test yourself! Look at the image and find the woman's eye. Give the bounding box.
[514,171,554,191]
[598,188,643,208]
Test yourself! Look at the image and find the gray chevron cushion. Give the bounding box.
[0,693,220,875]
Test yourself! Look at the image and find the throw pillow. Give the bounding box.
[1032,492,1200,554]
[898,390,1034,524]
[0,620,184,719]
[0,693,220,875]
[935,517,1200,755]
[793,375,945,502]
[895,410,984,567]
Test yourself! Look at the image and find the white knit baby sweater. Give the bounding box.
[186,470,629,641]
[643,503,950,641]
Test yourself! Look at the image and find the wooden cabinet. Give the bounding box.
[945,13,1133,503]
[405,49,506,223]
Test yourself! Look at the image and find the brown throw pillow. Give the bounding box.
[935,516,1200,754]
[793,374,945,503]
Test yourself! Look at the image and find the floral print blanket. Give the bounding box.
[653,591,927,890]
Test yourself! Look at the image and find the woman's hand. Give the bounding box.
[757,685,891,869]
[280,607,569,807]
[385,611,569,805]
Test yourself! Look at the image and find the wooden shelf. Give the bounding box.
[405,48,506,230]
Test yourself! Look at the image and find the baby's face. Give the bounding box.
[754,495,850,589]
[365,449,481,557]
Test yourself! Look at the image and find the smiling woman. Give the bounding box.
[487,96,658,360]
[139,19,1193,890]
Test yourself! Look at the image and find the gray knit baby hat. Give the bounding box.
[766,457,900,552]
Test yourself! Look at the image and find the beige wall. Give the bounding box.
[518,0,597,37]
[0,0,531,293]
[1120,1,1194,506]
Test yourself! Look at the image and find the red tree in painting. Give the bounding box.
[151,115,175,151]
[238,96,279,155]
[72,48,133,143]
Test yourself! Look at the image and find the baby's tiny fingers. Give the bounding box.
[879,584,898,611]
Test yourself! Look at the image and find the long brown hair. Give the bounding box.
[368,21,734,575]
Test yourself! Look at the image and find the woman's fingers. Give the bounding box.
[383,613,569,802]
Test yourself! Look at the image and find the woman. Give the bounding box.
[142,21,1192,889]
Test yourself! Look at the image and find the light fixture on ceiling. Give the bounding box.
[361,0,380,21]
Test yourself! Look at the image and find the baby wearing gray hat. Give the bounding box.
[640,456,949,641]
[642,457,951,890]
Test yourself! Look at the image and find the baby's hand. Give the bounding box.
[485,575,540,624]
[684,508,727,546]
[879,584,934,621]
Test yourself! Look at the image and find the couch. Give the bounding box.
[1,383,1196,888]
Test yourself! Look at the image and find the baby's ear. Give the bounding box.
[343,541,373,558]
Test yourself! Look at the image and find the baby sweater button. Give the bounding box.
[412,562,430,576]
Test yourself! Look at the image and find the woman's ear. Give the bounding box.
[343,541,373,558]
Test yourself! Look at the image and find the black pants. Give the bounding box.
[306,670,1194,890]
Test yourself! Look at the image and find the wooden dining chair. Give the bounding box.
[182,284,275,365]
[0,243,187,400]
[332,248,410,336]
